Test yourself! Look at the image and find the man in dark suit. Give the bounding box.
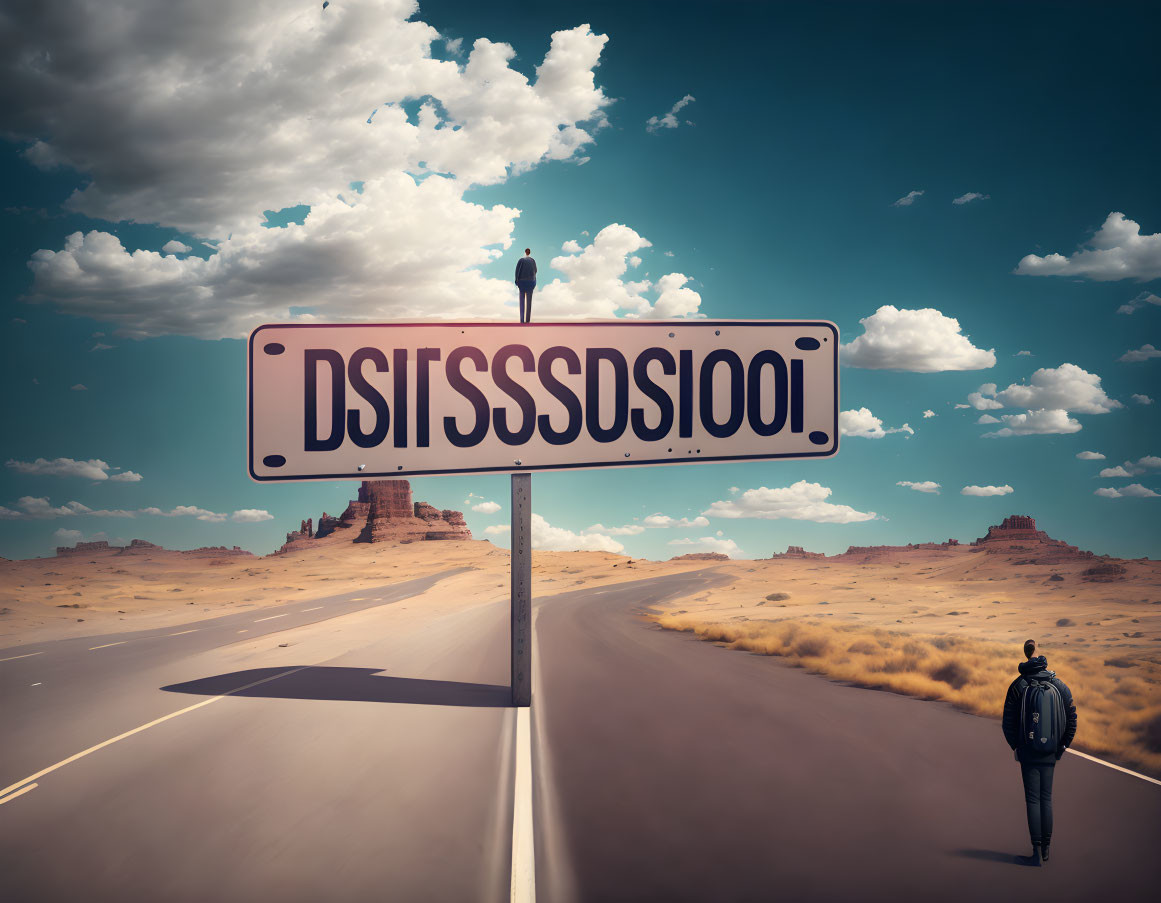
[515,248,537,323]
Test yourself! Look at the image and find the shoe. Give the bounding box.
[1040,843,1050,862]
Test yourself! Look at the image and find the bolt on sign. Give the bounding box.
[248,321,839,481]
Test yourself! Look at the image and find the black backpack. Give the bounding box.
[1020,674,1066,753]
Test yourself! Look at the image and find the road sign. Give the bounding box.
[248,321,838,482]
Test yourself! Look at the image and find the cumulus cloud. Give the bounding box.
[1099,466,1133,478]
[952,192,989,205]
[703,482,876,524]
[230,509,273,523]
[641,513,710,528]
[1120,344,1160,362]
[531,513,623,553]
[583,523,645,536]
[966,384,1004,410]
[472,501,501,514]
[484,524,510,535]
[1016,350,1033,356]
[897,480,941,494]
[53,528,84,544]
[1076,451,1106,460]
[981,409,1081,438]
[893,190,924,207]
[162,240,192,255]
[1118,292,1161,315]
[922,410,935,418]
[646,94,695,132]
[1095,484,1159,499]
[961,484,1014,496]
[1015,213,1161,281]
[7,3,631,337]
[138,505,226,522]
[976,414,1001,424]
[5,457,142,481]
[4,497,133,519]
[1132,394,1154,405]
[991,364,1121,414]
[536,225,702,319]
[839,408,913,438]
[668,536,741,557]
[841,306,995,372]
[1100,456,1161,477]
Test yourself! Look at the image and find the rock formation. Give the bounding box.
[770,545,825,559]
[670,552,731,561]
[973,514,1092,563]
[279,479,471,552]
[55,539,252,558]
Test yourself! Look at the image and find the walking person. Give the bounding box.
[1001,639,1077,865]
[515,248,537,323]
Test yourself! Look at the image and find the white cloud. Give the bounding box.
[583,523,645,536]
[6,457,131,481]
[536,225,702,319]
[977,414,1001,424]
[531,513,623,553]
[641,513,710,528]
[1016,350,1033,356]
[1076,451,1106,460]
[966,384,1004,410]
[4,496,134,519]
[109,470,142,482]
[138,505,225,522]
[954,403,970,409]
[1100,456,1161,477]
[1095,484,1159,499]
[981,409,1082,438]
[53,528,84,544]
[231,509,273,523]
[1140,456,1161,469]
[1015,213,1161,281]
[10,5,624,338]
[839,408,913,438]
[841,306,995,372]
[90,343,114,352]
[668,536,741,557]
[896,480,941,494]
[1132,394,1154,405]
[561,239,583,253]
[162,240,192,255]
[990,364,1121,414]
[646,94,695,132]
[961,484,1014,497]
[472,501,501,514]
[703,482,876,524]
[1120,344,1161,362]
[893,190,924,207]
[484,524,510,535]
[1099,466,1132,478]
[952,192,989,205]
[1118,292,1161,315]
[922,409,935,418]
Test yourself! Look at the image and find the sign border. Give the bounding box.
[247,320,840,482]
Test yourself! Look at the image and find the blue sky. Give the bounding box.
[1,0,1158,560]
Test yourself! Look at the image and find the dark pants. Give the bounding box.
[1020,762,1055,844]
[517,280,535,323]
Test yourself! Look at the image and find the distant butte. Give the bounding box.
[55,539,253,558]
[277,479,471,553]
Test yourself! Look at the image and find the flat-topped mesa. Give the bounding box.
[279,479,471,551]
[972,514,1092,562]
[770,545,826,559]
[56,540,115,556]
[55,539,253,558]
[836,540,965,560]
[670,552,731,561]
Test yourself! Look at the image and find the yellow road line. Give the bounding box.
[88,642,127,651]
[0,651,44,663]
[0,783,38,806]
[0,667,304,803]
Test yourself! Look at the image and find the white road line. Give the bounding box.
[168,629,198,637]
[236,629,248,634]
[301,606,323,612]
[510,706,535,903]
[0,667,304,806]
[0,651,44,663]
[1066,748,1161,787]
[88,641,127,651]
[254,614,288,622]
[31,683,41,687]
[0,783,38,806]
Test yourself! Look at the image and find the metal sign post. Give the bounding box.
[510,472,531,707]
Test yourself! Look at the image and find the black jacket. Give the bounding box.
[1001,655,1077,764]
[514,256,537,282]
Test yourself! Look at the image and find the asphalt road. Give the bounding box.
[1,566,1159,902]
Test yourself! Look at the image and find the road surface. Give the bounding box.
[1,567,1158,901]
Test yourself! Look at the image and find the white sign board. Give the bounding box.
[248,321,838,481]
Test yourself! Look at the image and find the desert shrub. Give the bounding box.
[791,633,830,657]
[847,640,879,655]
[1057,618,1075,627]
[1141,713,1161,754]
[931,636,959,650]
[765,592,791,602]
[1106,658,1135,669]
[929,660,973,689]
[902,641,929,658]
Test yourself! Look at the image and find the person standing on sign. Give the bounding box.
[515,248,537,323]
[1001,638,1078,865]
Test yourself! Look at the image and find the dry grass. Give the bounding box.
[656,614,1161,777]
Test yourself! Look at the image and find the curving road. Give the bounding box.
[1,566,1158,902]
